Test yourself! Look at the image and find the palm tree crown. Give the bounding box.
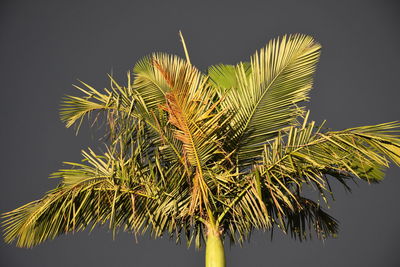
[3,33,400,267]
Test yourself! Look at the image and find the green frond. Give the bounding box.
[208,62,251,89]
[210,34,321,166]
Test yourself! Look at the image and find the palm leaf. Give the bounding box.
[2,149,157,247]
[210,34,321,166]
[153,57,230,217]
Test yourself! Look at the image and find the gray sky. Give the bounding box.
[1,0,399,266]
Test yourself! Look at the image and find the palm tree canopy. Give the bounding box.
[3,34,400,249]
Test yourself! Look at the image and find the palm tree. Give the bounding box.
[3,33,400,267]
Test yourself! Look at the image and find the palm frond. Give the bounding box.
[153,56,230,217]
[3,149,157,247]
[278,196,339,241]
[217,118,400,243]
[209,34,321,166]
[262,120,400,185]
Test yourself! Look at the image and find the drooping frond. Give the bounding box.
[277,196,339,241]
[261,120,400,185]
[59,60,183,168]
[216,117,400,243]
[2,149,158,247]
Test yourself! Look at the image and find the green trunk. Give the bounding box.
[205,228,226,267]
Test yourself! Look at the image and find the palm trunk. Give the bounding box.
[205,226,226,267]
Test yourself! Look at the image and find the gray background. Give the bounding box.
[1,0,399,266]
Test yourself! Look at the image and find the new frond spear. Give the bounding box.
[3,33,400,267]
